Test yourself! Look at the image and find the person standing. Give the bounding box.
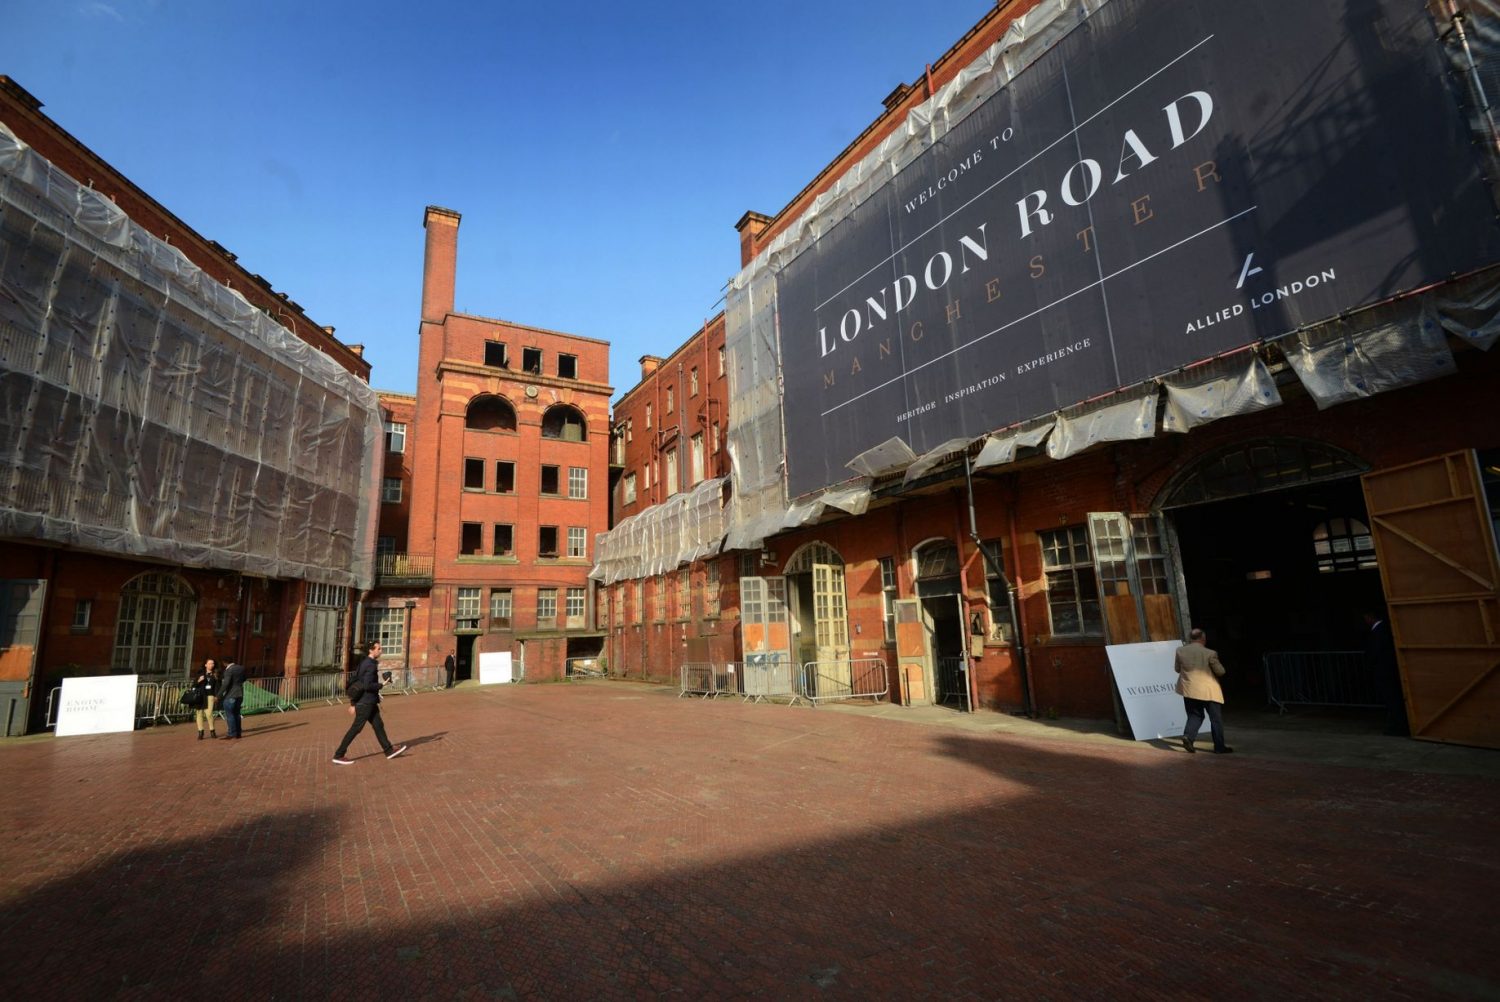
[444,650,456,689]
[1175,628,1233,754]
[1362,610,1409,736]
[332,642,407,765]
[219,661,247,740]
[191,658,219,740]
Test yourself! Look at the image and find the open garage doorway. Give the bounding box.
[1161,439,1388,727]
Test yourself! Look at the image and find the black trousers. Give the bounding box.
[445,665,456,688]
[1183,697,1226,750]
[336,701,392,757]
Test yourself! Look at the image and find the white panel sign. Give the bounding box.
[478,651,513,685]
[1105,641,1193,741]
[55,675,138,737]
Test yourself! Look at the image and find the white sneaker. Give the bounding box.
[386,745,407,760]
[331,756,354,766]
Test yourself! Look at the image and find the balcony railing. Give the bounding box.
[375,553,434,587]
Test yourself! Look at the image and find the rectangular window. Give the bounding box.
[539,525,559,558]
[541,465,560,495]
[376,535,396,558]
[495,461,515,493]
[381,477,402,503]
[568,466,587,499]
[666,385,674,413]
[213,607,228,635]
[567,526,587,558]
[690,433,704,484]
[537,588,557,630]
[558,353,578,379]
[622,473,637,505]
[652,577,666,622]
[1040,526,1103,636]
[384,420,406,453]
[523,347,542,374]
[613,585,624,626]
[72,599,92,631]
[484,341,509,368]
[879,556,898,643]
[704,562,720,617]
[363,607,405,660]
[739,551,757,580]
[645,403,652,429]
[252,611,265,635]
[643,463,652,491]
[489,588,512,628]
[626,418,633,442]
[464,457,485,490]
[717,345,725,376]
[665,448,678,496]
[676,570,690,620]
[690,367,699,396]
[710,422,719,455]
[565,587,586,627]
[633,580,644,624]
[456,587,481,630]
[461,522,483,555]
[493,523,514,557]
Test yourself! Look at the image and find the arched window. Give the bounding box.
[541,405,586,442]
[913,538,962,598]
[466,395,516,432]
[1313,517,1376,573]
[1157,438,1368,509]
[112,572,196,677]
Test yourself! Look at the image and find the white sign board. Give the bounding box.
[1105,642,1193,741]
[478,651,513,685]
[55,674,138,737]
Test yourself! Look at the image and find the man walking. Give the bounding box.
[332,642,407,765]
[220,660,247,740]
[1175,628,1233,754]
[444,650,456,689]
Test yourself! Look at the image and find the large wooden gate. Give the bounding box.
[1362,451,1500,748]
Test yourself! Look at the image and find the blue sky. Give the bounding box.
[4,0,996,398]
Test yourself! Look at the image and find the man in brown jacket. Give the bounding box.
[1175,628,1232,754]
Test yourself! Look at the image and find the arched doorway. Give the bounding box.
[1157,438,1387,719]
[781,541,849,692]
[111,572,197,678]
[912,538,969,709]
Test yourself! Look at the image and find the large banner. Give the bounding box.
[776,0,1500,497]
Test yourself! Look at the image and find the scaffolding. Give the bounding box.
[0,123,382,589]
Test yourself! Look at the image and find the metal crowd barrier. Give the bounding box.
[679,662,738,699]
[1263,651,1380,713]
[565,657,607,680]
[936,657,971,711]
[741,656,801,704]
[800,658,889,707]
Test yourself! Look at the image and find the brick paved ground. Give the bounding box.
[1,681,1497,1000]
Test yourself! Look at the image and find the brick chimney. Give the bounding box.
[735,210,772,268]
[640,355,664,380]
[421,206,461,322]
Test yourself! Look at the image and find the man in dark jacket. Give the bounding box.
[444,651,456,689]
[332,642,407,765]
[219,661,247,739]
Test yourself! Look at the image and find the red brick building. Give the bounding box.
[598,1,1500,748]
[0,77,380,734]
[381,207,612,682]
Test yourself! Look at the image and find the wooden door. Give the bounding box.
[0,579,46,736]
[812,563,851,691]
[894,598,932,705]
[1362,451,1500,748]
[1088,513,1182,643]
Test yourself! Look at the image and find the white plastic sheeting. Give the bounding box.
[1046,387,1158,460]
[1283,299,1458,410]
[1422,270,1500,352]
[1161,353,1282,433]
[591,477,727,585]
[0,123,381,589]
[972,420,1054,470]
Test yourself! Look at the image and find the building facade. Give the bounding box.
[386,207,612,682]
[597,0,1500,748]
[0,77,380,734]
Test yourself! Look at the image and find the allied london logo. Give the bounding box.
[1184,251,1339,334]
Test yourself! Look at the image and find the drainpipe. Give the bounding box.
[1445,0,1500,155]
[952,488,978,714]
[964,453,1034,716]
[1001,472,1036,717]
